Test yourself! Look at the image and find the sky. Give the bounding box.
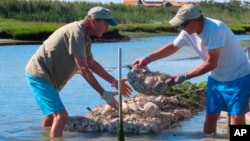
[60,0,235,4]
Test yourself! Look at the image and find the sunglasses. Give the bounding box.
[179,20,192,29]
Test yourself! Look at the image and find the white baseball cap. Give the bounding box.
[169,3,201,27]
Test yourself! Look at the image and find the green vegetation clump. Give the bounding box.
[134,81,207,113]
[166,81,207,112]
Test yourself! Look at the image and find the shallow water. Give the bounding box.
[1,35,250,141]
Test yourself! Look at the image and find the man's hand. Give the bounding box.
[132,56,151,68]
[113,78,133,98]
[166,77,176,87]
[102,91,118,109]
[171,73,189,85]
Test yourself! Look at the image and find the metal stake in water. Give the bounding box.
[117,47,125,141]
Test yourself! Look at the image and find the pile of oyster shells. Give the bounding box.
[64,65,206,134]
[64,94,194,134]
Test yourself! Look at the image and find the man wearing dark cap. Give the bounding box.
[25,6,132,138]
[132,3,250,134]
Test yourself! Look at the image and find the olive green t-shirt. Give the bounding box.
[25,20,93,91]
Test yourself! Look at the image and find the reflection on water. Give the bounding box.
[1,35,250,141]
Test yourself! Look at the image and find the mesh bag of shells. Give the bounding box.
[127,65,173,95]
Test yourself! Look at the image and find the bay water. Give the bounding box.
[1,35,250,141]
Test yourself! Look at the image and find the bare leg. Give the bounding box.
[231,114,245,125]
[42,114,54,127]
[50,110,68,138]
[203,112,220,133]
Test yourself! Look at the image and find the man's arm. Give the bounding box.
[88,59,132,97]
[171,48,221,85]
[147,43,180,62]
[74,56,105,96]
[87,59,114,84]
[74,56,119,109]
[186,48,221,79]
[133,43,179,67]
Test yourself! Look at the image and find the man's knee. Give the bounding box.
[42,114,54,127]
[203,112,220,133]
[231,114,245,125]
[55,110,68,123]
[206,112,220,120]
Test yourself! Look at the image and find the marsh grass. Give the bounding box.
[1,0,250,40]
[0,18,64,40]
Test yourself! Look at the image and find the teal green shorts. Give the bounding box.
[25,72,65,115]
[206,74,250,115]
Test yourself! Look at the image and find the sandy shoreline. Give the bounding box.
[0,39,41,45]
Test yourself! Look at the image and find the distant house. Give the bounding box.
[124,0,199,7]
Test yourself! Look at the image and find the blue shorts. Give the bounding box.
[25,72,65,115]
[206,74,250,115]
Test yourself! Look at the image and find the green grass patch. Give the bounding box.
[228,24,246,34]
[0,18,64,40]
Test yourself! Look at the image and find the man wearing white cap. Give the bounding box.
[25,6,132,138]
[132,3,250,134]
